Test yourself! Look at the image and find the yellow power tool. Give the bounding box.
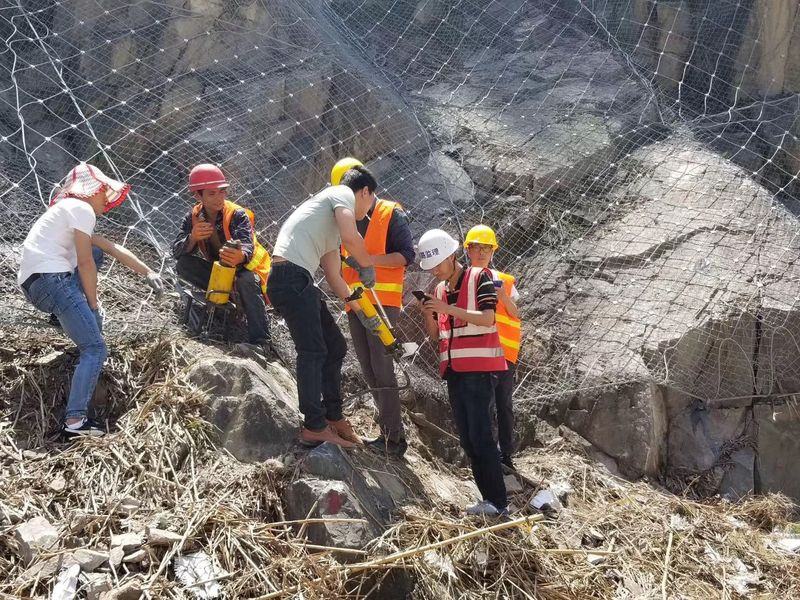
[346,284,418,360]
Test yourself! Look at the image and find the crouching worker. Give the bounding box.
[464,225,522,470]
[17,163,164,438]
[171,164,271,351]
[268,166,378,449]
[417,229,508,516]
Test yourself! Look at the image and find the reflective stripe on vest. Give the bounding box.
[342,199,405,307]
[435,266,508,377]
[191,200,272,297]
[491,269,522,363]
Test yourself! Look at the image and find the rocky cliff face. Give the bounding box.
[558,0,800,203]
[524,131,800,500]
[2,1,800,502]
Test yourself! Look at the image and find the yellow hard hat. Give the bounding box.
[464,224,498,250]
[331,157,363,185]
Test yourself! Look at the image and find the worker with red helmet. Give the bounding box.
[171,164,271,350]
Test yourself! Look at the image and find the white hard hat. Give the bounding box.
[418,229,459,270]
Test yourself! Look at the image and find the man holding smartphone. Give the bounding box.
[464,225,521,470]
[333,158,415,458]
[417,228,508,517]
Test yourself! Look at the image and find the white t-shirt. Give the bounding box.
[18,197,97,286]
[272,185,356,276]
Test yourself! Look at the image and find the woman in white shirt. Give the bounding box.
[18,163,163,438]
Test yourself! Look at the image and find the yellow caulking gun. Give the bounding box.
[346,284,419,360]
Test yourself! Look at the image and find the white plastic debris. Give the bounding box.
[174,552,224,599]
[550,481,572,502]
[530,489,561,511]
[775,536,800,554]
[669,514,690,531]
[51,564,80,600]
[703,544,760,595]
[530,480,573,511]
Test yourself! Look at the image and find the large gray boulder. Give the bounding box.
[300,443,417,526]
[527,134,800,500]
[187,357,301,462]
[284,478,379,555]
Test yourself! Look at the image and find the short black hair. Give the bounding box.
[339,165,377,193]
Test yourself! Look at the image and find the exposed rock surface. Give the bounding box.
[187,357,302,462]
[524,134,800,499]
[1,0,799,508]
[65,548,108,573]
[337,0,661,212]
[557,0,800,201]
[285,478,378,554]
[300,442,417,526]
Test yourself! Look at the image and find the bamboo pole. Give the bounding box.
[255,514,544,600]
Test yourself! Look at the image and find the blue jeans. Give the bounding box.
[267,261,347,430]
[446,369,508,509]
[22,247,107,420]
[176,255,270,344]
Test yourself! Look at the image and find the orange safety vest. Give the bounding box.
[191,200,272,297]
[435,267,508,378]
[342,199,405,307]
[491,269,521,364]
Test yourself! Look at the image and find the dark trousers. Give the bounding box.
[176,255,270,344]
[492,361,516,455]
[347,306,405,442]
[446,369,508,509]
[267,261,347,430]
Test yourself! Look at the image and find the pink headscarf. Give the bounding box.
[51,163,130,213]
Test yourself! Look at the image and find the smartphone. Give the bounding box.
[411,290,430,301]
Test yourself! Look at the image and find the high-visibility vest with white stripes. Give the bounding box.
[491,269,522,364]
[435,266,508,378]
[342,199,406,307]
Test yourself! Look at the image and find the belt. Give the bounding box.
[21,273,41,293]
[21,272,69,292]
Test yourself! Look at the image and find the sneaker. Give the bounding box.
[501,453,516,470]
[365,436,408,458]
[63,417,105,438]
[299,425,357,449]
[466,500,507,517]
[326,418,361,445]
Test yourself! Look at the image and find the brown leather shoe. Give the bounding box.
[300,425,357,449]
[326,418,362,445]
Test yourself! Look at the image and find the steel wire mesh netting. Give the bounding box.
[2,0,800,408]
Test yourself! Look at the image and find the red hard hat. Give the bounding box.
[188,163,229,192]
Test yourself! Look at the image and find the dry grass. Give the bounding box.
[1,330,798,599]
